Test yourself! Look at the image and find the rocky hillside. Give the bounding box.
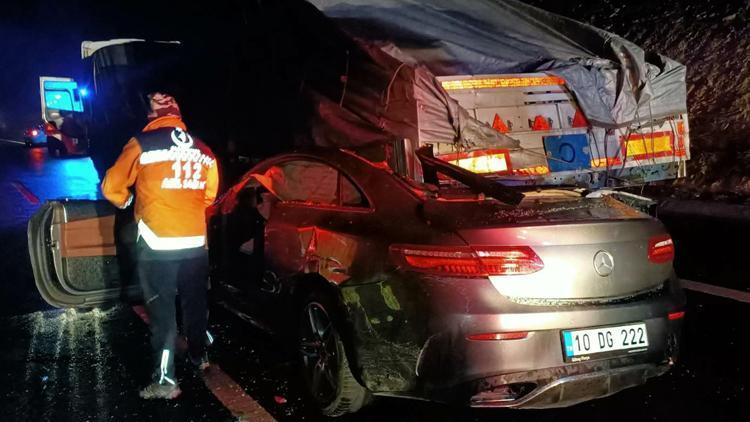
[527,0,750,193]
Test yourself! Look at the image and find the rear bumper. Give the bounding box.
[343,274,684,407]
[415,314,682,408]
[470,361,671,408]
[414,279,684,407]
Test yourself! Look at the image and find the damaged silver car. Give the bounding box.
[27,0,688,415]
[205,146,685,414]
[27,145,684,415]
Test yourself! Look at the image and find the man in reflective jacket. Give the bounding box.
[102,92,219,399]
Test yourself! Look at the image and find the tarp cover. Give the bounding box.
[306,0,687,149]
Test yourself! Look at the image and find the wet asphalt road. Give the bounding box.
[0,141,749,421]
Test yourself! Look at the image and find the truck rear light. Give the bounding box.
[390,245,543,277]
[648,235,674,263]
[44,122,59,135]
[440,75,565,91]
[436,149,512,175]
[467,332,529,341]
[514,165,550,176]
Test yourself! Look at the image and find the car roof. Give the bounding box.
[252,148,385,178]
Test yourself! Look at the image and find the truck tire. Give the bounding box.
[298,291,370,417]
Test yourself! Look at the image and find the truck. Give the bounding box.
[38,39,186,162]
[38,0,690,192]
[301,0,691,192]
[434,73,689,189]
[39,76,89,156]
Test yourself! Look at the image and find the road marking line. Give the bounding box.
[0,138,25,145]
[202,364,277,422]
[10,181,40,205]
[680,279,750,304]
[130,305,276,421]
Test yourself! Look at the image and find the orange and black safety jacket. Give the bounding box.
[102,116,219,250]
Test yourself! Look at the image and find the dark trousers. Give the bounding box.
[137,241,208,385]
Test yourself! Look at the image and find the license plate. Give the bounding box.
[562,323,648,362]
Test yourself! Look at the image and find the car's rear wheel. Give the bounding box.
[298,292,369,417]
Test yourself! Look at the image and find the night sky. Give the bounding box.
[0,1,232,137]
[1,2,82,134]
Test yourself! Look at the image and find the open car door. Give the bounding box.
[28,200,139,308]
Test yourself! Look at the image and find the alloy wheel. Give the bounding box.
[299,302,340,404]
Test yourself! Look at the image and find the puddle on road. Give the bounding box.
[6,306,236,421]
[13,308,118,421]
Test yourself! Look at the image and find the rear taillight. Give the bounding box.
[648,234,674,263]
[31,129,38,136]
[668,311,685,321]
[390,244,543,277]
[467,332,529,341]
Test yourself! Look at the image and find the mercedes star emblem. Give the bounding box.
[593,250,615,277]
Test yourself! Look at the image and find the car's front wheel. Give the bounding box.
[298,292,369,417]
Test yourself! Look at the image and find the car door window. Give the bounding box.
[340,175,364,206]
[262,160,367,207]
[272,160,339,204]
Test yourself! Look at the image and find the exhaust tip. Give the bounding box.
[470,382,536,406]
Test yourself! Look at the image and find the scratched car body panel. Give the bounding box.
[204,149,686,411]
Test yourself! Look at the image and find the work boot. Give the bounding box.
[139,382,182,400]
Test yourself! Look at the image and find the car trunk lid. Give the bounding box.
[421,194,673,301]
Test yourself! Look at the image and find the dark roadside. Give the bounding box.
[635,185,750,293]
